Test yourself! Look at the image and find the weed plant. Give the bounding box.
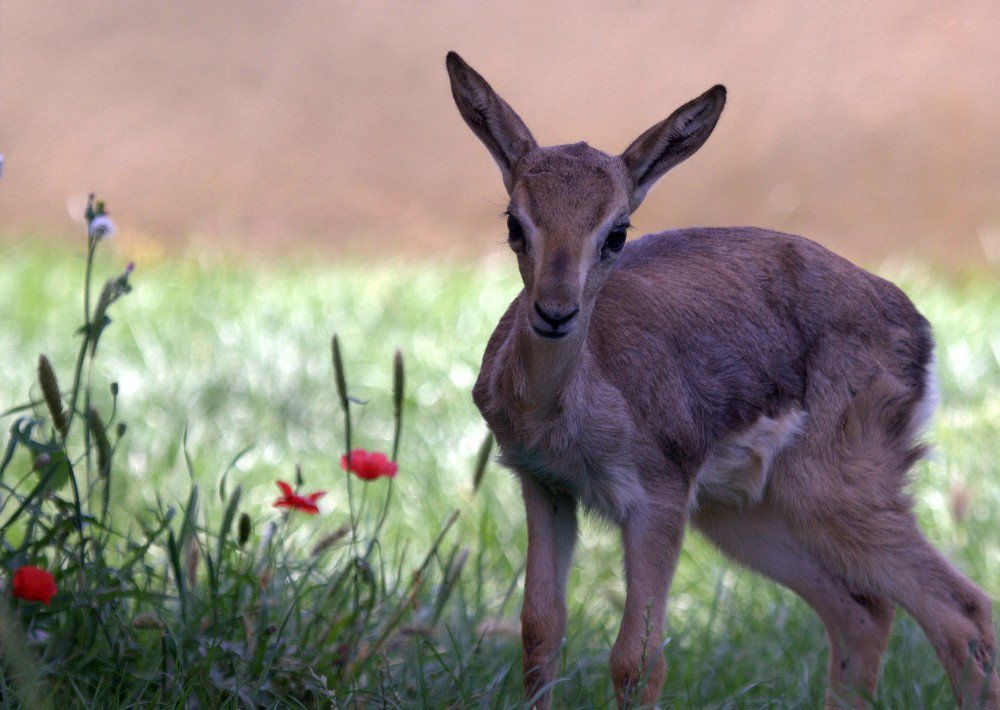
[0,198,472,707]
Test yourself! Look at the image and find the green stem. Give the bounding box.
[343,402,358,562]
[364,348,404,561]
[65,236,96,439]
[66,456,88,576]
[83,362,94,494]
[362,479,393,563]
[332,335,359,558]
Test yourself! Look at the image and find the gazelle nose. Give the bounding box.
[534,302,579,328]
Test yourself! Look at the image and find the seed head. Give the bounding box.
[393,349,405,420]
[38,355,67,438]
[184,539,200,588]
[132,613,165,631]
[331,334,348,410]
[237,513,252,547]
[87,407,112,476]
[310,523,351,557]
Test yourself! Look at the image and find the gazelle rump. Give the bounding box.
[446,51,998,708]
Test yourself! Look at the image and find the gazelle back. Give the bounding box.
[446,51,998,708]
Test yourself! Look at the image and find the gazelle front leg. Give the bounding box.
[611,494,687,707]
[519,473,578,709]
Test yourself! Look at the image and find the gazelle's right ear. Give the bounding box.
[446,52,537,193]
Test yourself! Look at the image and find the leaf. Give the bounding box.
[167,529,186,621]
[218,444,253,502]
[391,348,405,461]
[0,460,64,544]
[39,449,72,490]
[181,424,196,482]
[215,484,242,584]
[0,419,25,481]
[472,431,493,493]
[178,484,200,552]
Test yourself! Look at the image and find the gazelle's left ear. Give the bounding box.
[620,85,726,211]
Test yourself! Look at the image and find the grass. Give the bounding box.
[0,230,998,707]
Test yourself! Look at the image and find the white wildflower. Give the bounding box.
[89,215,115,240]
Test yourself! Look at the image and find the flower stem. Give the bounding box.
[65,236,97,439]
[331,335,358,557]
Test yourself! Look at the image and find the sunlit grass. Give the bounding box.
[1,242,998,706]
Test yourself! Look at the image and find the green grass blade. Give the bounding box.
[215,484,242,583]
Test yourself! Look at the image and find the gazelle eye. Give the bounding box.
[603,226,628,255]
[507,213,526,251]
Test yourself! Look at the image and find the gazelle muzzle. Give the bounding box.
[531,301,579,339]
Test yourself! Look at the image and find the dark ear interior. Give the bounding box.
[620,85,726,210]
[446,52,537,192]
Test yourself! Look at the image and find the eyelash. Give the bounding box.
[602,224,630,256]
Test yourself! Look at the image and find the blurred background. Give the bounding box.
[2,1,998,267]
[2,6,1000,704]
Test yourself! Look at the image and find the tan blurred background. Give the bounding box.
[1,1,998,266]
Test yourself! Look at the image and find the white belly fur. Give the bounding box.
[689,408,807,511]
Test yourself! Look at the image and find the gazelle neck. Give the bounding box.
[508,297,591,409]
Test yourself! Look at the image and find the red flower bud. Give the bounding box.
[340,449,398,481]
[11,566,57,605]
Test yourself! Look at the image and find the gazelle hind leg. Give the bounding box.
[692,505,894,707]
[784,375,998,705]
[783,479,998,707]
[877,535,999,708]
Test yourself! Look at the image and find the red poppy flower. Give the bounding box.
[11,566,57,605]
[273,480,326,515]
[340,449,398,481]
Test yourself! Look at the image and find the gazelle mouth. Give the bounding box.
[531,324,570,340]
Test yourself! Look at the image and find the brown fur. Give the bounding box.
[446,51,998,708]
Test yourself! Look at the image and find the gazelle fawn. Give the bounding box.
[446,51,998,708]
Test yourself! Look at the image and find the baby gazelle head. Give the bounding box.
[446,51,726,340]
